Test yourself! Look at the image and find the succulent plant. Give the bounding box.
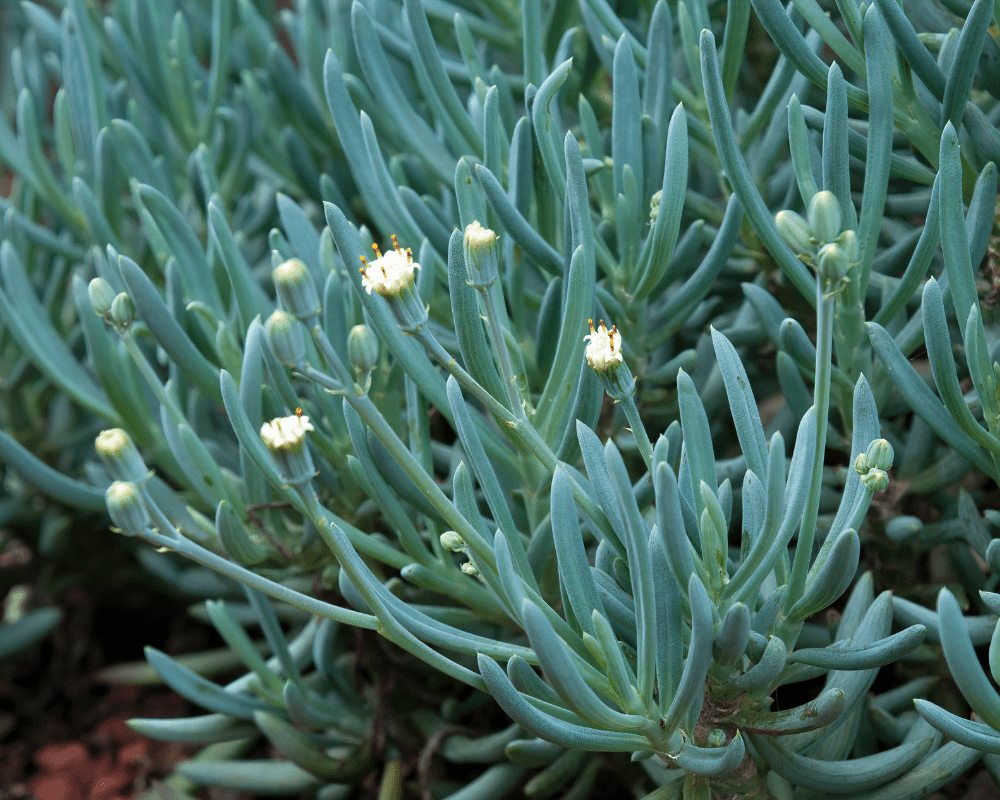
[3,0,1000,797]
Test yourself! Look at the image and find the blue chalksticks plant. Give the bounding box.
[2,0,1000,797]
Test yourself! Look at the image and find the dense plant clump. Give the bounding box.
[2,0,1000,797]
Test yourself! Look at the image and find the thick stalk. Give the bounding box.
[785,276,834,615]
[139,526,379,629]
[479,285,526,417]
[619,394,654,470]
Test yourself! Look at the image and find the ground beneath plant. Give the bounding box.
[0,574,259,800]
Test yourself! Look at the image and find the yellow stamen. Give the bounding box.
[372,242,382,259]
[391,234,401,252]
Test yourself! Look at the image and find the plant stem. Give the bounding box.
[620,394,654,470]
[786,276,834,616]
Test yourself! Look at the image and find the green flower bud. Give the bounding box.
[460,561,480,577]
[96,428,148,483]
[110,292,135,328]
[808,190,842,244]
[88,278,116,317]
[348,324,380,374]
[265,309,306,367]
[440,531,465,552]
[705,728,727,748]
[864,438,894,471]
[836,229,859,264]
[649,190,662,223]
[861,468,889,491]
[463,221,500,288]
[105,481,150,536]
[854,453,870,475]
[816,242,848,282]
[775,210,814,255]
[260,413,315,486]
[273,258,320,320]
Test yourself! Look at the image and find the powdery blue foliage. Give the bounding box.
[2,0,1000,797]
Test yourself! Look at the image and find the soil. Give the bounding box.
[0,551,230,800]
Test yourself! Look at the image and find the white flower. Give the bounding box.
[260,413,314,450]
[359,236,419,296]
[464,220,497,250]
[584,319,623,372]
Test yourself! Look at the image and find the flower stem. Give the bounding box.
[785,276,835,617]
[619,394,654,471]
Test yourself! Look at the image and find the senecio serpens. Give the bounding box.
[5,0,1000,793]
[89,213,942,799]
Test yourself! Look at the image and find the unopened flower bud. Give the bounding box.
[96,428,147,483]
[440,531,465,552]
[855,439,891,492]
[460,561,480,577]
[816,242,848,282]
[861,468,889,491]
[585,319,635,400]
[348,325,380,374]
[864,438,894,471]
[463,221,500,288]
[260,412,315,486]
[808,190,842,244]
[110,292,135,328]
[706,728,727,748]
[273,258,320,320]
[359,236,427,333]
[265,309,306,367]
[836,229,859,264]
[775,210,814,255]
[88,278,116,317]
[649,190,662,224]
[854,453,870,475]
[105,481,150,536]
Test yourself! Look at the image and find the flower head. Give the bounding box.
[360,236,419,296]
[584,319,623,372]
[96,428,148,483]
[273,258,320,320]
[463,221,500,287]
[854,438,893,492]
[260,411,315,487]
[105,481,150,537]
[260,412,314,450]
[265,309,306,367]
